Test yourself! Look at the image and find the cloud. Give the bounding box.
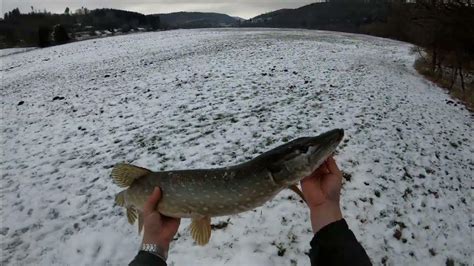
[1,0,315,19]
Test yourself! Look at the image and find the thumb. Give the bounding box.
[326,157,341,176]
[301,171,322,192]
[144,187,161,215]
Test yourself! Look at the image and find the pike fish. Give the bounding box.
[112,128,344,245]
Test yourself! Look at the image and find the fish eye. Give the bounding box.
[299,146,309,153]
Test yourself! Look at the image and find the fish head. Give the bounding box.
[263,129,344,186]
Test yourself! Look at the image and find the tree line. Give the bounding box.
[0,7,160,48]
[406,0,473,95]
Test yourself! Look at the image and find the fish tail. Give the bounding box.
[111,163,151,187]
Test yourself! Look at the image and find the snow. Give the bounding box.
[0,47,36,57]
[0,28,472,266]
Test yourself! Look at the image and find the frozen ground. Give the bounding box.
[0,29,472,265]
[0,47,37,57]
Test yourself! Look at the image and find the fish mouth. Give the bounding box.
[264,128,345,185]
[316,128,344,145]
[305,128,344,172]
[315,128,343,152]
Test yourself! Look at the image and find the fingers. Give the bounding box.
[163,216,181,227]
[326,157,341,176]
[301,174,320,193]
[144,187,161,215]
[307,163,329,179]
[300,175,310,188]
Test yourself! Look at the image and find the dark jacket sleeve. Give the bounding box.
[309,219,371,266]
[129,251,167,266]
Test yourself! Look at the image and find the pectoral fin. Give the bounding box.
[289,184,306,203]
[190,216,212,246]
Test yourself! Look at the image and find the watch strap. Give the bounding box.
[141,243,168,261]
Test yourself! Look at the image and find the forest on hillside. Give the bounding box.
[0,7,160,48]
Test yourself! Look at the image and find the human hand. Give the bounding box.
[142,187,180,257]
[300,156,343,233]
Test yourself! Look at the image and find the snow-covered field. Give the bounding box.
[0,47,37,58]
[1,29,472,265]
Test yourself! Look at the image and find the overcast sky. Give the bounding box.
[1,0,317,19]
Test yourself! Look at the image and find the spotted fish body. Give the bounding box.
[113,129,344,245]
[127,164,283,218]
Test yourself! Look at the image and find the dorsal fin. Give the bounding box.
[111,163,151,188]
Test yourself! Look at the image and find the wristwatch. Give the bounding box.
[141,243,168,261]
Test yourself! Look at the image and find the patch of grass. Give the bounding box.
[211,218,231,230]
[414,57,473,111]
[271,241,286,257]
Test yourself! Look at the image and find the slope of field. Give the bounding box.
[0,47,36,57]
[1,29,472,265]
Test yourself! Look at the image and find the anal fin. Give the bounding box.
[190,216,211,246]
[126,207,144,234]
[126,207,138,225]
[289,184,306,203]
[115,191,126,207]
[138,212,144,235]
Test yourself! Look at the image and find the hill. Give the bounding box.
[0,8,161,48]
[241,2,389,33]
[156,12,240,29]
